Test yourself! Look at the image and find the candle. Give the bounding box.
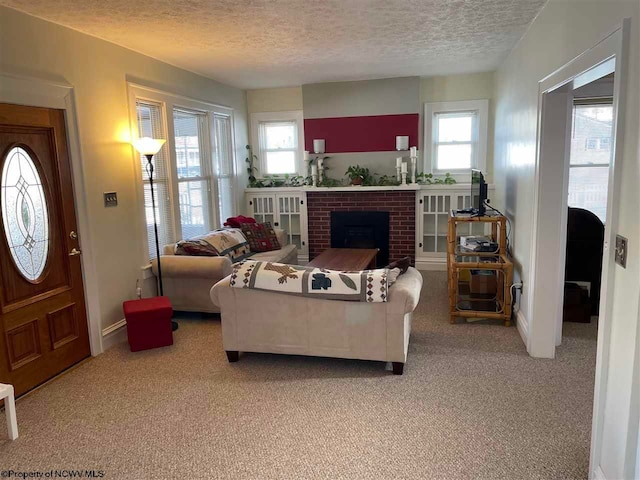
[401,162,408,174]
[318,158,324,169]
[313,139,325,154]
[304,150,310,161]
[396,157,402,168]
[410,146,417,157]
[311,164,317,176]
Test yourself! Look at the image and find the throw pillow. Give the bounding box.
[224,215,257,228]
[385,256,411,275]
[388,268,401,286]
[174,239,219,256]
[200,228,252,262]
[240,222,281,252]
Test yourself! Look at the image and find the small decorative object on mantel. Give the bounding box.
[304,150,310,175]
[345,165,370,186]
[409,146,418,185]
[395,135,409,151]
[311,164,318,187]
[313,139,325,154]
[395,157,402,182]
[400,162,408,187]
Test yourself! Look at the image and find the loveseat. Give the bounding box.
[152,229,297,313]
[210,267,423,374]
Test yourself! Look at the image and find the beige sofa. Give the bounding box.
[153,229,297,313]
[210,267,423,374]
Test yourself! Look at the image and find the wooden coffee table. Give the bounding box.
[307,248,379,270]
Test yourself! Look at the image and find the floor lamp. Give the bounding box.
[133,137,179,332]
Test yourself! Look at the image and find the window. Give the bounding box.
[568,102,613,223]
[173,109,213,239]
[251,111,304,176]
[131,85,237,261]
[136,100,175,259]
[213,113,236,224]
[424,100,488,176]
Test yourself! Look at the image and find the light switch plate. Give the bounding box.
[615,234,627,268]
[104,192,118,207]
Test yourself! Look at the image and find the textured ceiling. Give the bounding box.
[1,0,547,89]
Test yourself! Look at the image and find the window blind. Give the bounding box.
[136,100,175,259]
[213,114,235,226]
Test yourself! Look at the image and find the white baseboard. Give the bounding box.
[415,258,447,271]
[516,308,529,349]
[101,318,127,350]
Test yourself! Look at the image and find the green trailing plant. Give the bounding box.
[416,172,457,185]
[245,145,259,187]
[318,176,344,187]
[365,174,401,187]
[345,165,370,185]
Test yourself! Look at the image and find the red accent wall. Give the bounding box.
[304,114,419,153]
[306,191,415,264]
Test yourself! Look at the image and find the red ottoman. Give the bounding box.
[123,296,173,352]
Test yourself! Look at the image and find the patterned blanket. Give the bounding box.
[229,260,389,302]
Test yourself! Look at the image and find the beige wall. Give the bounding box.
[302,77,420,119]
[493,1,639,478]
[247,87,303,114]
[0,6,248,333]
[420,72,495,181]
[246,74,495,181]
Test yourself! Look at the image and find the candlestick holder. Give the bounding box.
[401,171,408,186]
[396,166,402,182]
[410,156,417,184]
[311,172,318,187]
[318,166,324,185]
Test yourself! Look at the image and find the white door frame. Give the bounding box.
[527,19,630,480]
[0,72,104,355]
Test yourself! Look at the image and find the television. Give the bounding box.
[471,169,487,216]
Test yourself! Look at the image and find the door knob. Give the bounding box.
[69,248,82,256]
[70,231,78,239]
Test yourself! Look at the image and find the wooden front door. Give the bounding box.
[0,103,90,397]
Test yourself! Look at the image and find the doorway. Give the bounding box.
[527,21,629,480]
[562,78,613,339]
[0,103,91,397]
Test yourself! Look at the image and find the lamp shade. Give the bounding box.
[133,137,165,156]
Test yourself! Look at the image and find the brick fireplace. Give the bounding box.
[306,191,416,265]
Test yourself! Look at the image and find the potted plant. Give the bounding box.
[345,165,370,186]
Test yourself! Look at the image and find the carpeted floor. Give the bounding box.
[0,272,597,479]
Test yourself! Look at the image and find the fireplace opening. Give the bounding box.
[331,211,390,267]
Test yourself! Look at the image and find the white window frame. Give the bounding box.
[128,83,237,262]
[424,99,488,178]
[250,110,304,176]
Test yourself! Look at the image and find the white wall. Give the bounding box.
[0,6,249,333]
[492,1,639,478]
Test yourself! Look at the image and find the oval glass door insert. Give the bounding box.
[1,146,50,281]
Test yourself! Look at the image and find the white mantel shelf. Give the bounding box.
[244,183,480,193]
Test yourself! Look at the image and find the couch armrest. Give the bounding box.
[387,267,423,315]
[210,276,231,308]
[152,255,233,280]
